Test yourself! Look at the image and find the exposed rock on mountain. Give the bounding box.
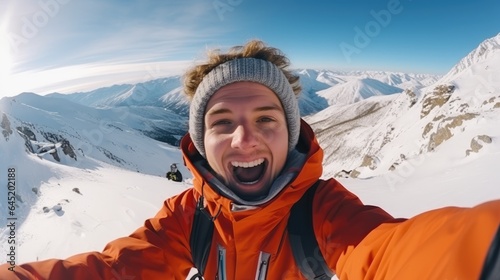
[1,113,13,140]
[466,135,492,156]
[420,85,455,118]
[427,113,477,152]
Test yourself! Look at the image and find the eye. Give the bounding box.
[211,119,231,127]
[258,116,275,123]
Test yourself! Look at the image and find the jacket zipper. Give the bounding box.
[216,245,227,280]
[255,251,271,280]
[215,247,270,279]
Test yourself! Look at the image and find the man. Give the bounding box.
[1,40,499,279]
[166,163,183,182]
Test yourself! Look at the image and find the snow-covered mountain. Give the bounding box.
[439,32,500,83]
[305,33,500,179]
[296,68,438,114]
[0,67,438,176]
[0,92,186,175]
[48,76,187,110]
[1,34,500,278]
[46,77,190,146]
[12,68,435,152]
[316,77,403,106]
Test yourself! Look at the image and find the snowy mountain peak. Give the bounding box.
[48,76,182,108]
[297,69,319,79]
[441,33,500,82]
[303,33,500,180]
[316,77,403,106]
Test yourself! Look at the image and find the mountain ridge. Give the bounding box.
[2,34,500,181]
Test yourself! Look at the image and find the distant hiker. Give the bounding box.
[2,40,499,280]
[166,163,183,182]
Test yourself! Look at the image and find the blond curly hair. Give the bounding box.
[183,40,302,99]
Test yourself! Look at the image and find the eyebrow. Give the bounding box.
[206,104,283,116]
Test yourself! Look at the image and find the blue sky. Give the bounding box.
[1,0,499,97]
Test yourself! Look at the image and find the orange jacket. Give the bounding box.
[1,120,499,279]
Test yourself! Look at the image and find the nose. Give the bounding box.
[231,123,258,150]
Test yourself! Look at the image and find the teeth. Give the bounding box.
[231,158,264,168]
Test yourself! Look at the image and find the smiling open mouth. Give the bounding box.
[232,158,266,184]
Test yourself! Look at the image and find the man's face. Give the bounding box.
[204,82,289,200]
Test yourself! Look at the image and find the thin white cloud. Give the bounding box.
[6,60,192,96]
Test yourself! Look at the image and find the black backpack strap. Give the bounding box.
[480,224,500,280]
[189,196,215,280]
[288,181,334,280]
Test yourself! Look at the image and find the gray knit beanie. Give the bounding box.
[189,57,300,157]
